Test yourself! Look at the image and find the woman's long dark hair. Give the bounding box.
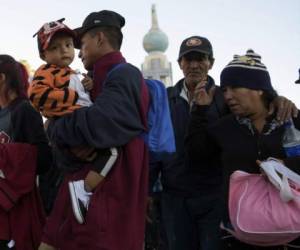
[0,54,28,101]
[262,89,278,110]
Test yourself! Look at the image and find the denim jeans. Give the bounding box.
[161,192,222,250]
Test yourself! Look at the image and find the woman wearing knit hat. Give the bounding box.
[220,49,277,118]
[187,49,300,249]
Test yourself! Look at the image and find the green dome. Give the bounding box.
[143,4,169,53]
[143,29,169,53]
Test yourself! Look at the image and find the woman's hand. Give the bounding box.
[256,158,284,176]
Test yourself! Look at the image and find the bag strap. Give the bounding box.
[260,158,300,202]
[261,162,293,202]
[264,157,300,184]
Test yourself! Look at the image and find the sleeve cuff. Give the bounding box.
[191,104,210,115]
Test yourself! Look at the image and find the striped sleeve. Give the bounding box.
[28,64,80,118]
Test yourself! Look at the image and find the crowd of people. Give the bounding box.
[0,9,299,250]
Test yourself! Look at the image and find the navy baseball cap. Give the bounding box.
[74,10,125,38]
[178,36,213,61]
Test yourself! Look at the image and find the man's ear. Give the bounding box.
[209,58,215,69]
[178,58,183,70]
[96,31,105,47]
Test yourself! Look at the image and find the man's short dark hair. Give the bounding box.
[88,26,123,50]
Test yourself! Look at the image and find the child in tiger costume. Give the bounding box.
[28,18,118,225]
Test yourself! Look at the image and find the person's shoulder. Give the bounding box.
[107,63,143,86]
[34,64,60,77]
[35,63,58,72]
[110,63,141,78]
[123,63,139,72]
[167,78,184,90]
[34,64,47,74]
[211,113,235,129]
[9,99,40,122]
[167,79,184,97]
[12,99,36,113]
[204,114,235,140]
[213,85,225,101]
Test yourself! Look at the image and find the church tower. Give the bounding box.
[141,4,173,87]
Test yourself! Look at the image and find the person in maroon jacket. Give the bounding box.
[39,10,150,250]
[0,55,52,250]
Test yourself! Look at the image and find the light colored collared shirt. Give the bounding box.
[180,80,194,108]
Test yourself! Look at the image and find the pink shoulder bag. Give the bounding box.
[227,158,300,246]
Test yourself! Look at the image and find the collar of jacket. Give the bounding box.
[90,51,126,101]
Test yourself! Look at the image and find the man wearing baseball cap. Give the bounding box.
[40,10,150,250]
[148,35,226,250]
[150,36,298,250]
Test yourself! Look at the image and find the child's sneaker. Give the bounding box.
[68,180,92,224]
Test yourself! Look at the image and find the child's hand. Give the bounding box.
[81,73,93,91]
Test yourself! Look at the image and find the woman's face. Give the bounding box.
[222,86,264,117]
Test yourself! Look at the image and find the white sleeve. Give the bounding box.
[69,74,93,107]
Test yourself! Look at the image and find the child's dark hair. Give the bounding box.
[0,54,28,100]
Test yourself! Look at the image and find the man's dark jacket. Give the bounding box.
[150,76,229,197]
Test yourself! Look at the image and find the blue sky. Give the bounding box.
[1,0,299,106]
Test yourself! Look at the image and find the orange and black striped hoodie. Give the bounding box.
[28,64,80,118]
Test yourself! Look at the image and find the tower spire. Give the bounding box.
[151,4,159,30]
[143,4,168,53]
[141,4,173,87]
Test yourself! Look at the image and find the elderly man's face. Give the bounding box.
[179,52,213,89]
